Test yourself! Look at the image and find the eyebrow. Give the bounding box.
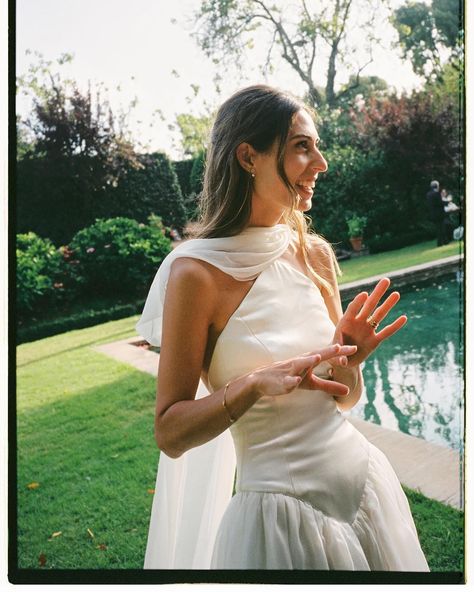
[289,133,320,143]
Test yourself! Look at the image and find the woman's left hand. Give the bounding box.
[332,278,407,367]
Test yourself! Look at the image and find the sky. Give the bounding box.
[15,0,426,159]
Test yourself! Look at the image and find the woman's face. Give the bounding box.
[252,109,328,213]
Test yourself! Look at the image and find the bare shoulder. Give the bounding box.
[169,256,218,291]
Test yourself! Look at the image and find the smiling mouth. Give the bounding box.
[295,182,315,197]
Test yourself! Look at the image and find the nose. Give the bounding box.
[312,147,328,173]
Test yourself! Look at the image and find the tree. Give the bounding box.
[193,0,386,107]
[391,0,463,80]
[18,54,140,185]
[16,54,143,243]
[174,113,212,157]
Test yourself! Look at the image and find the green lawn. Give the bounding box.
[16,241,464,571]
[338,240,462,285]
[17,316,158,569]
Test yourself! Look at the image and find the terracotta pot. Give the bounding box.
[350,236,363,252]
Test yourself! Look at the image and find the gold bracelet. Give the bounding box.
[222,382,236,424]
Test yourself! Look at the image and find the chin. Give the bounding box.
[297,197,313,212]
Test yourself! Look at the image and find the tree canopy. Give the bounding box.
[391,0,463,80]
[193,0,387,107]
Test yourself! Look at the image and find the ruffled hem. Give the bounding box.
[210,444,429,571]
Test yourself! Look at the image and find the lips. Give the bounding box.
[295,181,315,199]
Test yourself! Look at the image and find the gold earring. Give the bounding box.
[251,168,256,178]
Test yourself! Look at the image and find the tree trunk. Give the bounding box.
[326,43,338,107]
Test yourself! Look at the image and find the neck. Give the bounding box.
[247,196,287,227]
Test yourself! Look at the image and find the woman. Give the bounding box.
[137,85,429,571]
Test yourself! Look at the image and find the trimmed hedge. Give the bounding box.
[173,159,194,199]
[109,152,188,231]
[17,152,187,246]
[17,299,143,344]
[366,228,435,254]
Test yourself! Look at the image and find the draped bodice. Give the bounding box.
[208,259,369,523]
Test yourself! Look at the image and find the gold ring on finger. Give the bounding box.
[367,316,379,330]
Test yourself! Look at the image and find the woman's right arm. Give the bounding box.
[154,258,355,458]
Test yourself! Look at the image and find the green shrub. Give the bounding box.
[16,300,143,344]
[366,229,435,254]
[66,216,172,297]
[16,232,66,314]
[108,152,188,231]
[189,150,206,196]
[173,159,194,199]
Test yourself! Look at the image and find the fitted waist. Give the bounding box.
[231,390,370,523]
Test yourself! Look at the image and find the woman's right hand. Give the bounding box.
[249,343,358,399]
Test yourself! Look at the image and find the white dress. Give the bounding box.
[138,226,429,571]
[206,258,429,570]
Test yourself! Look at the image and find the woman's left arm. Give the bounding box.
[308,238,363,411]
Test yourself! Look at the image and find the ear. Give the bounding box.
[235,142,257,173]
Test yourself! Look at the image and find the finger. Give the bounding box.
[283,375,302,390]
[318,344,357,361]
[358,278,390,319]
[310,375,349,397]
[370,291,400,324]
[376,315,408,342]
[292,354,321,377]
[325,354,348,367]
[298,354,322,378]
[343,291,369,319]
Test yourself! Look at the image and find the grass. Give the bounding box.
[404,487,464,573]
[15,241,464,571]
[338,240,462,285]
[16,316,158,569]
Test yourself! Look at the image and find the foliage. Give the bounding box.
[17,150,187,245]
[310,145,386,244]
[66,216,172,297]
[109,152,188,231]
[391,0,463,80]
[174,112,212,157]
[313,85,461,247]
[365,229,434,254]
[350,91,462,197]
[173,158,195,198]
[17,299,144,344]
[16,232,67,315]
[189,149,206,197]
[16,53,144,245]
[194,0,386,107]
[346,214,367,237]
[18,53,140,185]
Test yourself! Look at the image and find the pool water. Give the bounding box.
[348,273,464,450]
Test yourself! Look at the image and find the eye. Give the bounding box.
[295,140,309,151]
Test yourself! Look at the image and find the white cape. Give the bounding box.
[136,224,292,569]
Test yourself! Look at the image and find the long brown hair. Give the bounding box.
[194,85,339,294]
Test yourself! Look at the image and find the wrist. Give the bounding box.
[222,373,261,424]
[246,372,265,401]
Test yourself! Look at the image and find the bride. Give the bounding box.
[137,85,429,571]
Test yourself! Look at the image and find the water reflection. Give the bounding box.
[348,274,464,450]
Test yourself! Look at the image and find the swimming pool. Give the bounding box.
[348,273,464,450]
